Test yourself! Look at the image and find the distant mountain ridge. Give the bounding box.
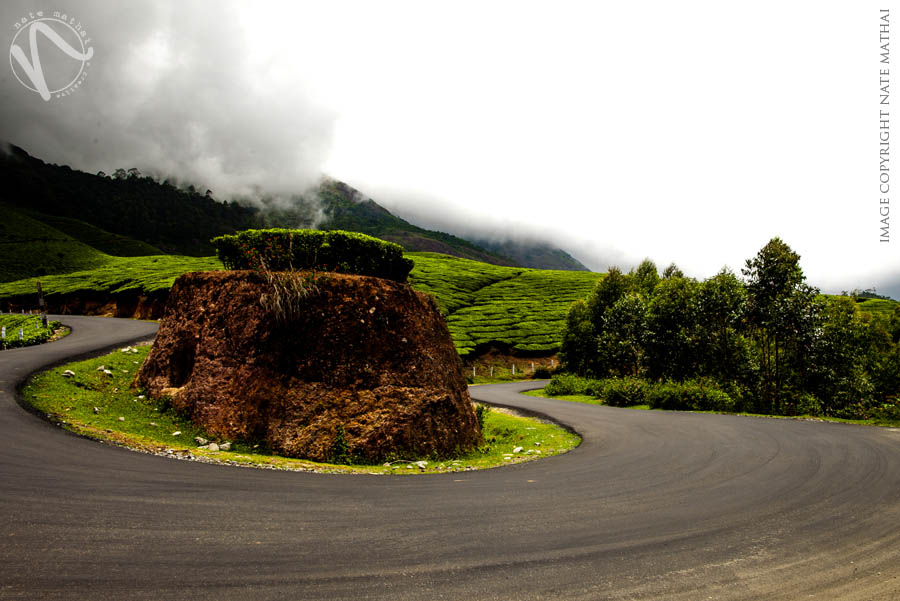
[316,180,519,267]
[474,238,589,272]
[0,144,591,271]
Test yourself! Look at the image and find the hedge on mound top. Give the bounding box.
[211,229,415,282]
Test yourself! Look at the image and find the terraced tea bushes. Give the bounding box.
[407,252,524,314]
[0,313,59,349]
[408,252,603,356]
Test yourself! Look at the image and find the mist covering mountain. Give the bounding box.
[0,145,590,270]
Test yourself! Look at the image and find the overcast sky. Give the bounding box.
[1,1,897,296]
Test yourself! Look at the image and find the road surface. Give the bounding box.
[2,315,900,600]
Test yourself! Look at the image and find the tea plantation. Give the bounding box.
[2,208,897,358]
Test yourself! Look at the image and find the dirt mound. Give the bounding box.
[136,270,481,462]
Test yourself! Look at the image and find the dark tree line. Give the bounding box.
[1,145,260,256]
[560,238,900,418]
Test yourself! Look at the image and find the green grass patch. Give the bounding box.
[522,389,603,405]
[22,346,579,474]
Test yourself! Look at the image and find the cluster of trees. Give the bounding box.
[560,238,900,418]
[1,145,261,256]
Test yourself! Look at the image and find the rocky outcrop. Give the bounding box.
[136,271,481,462]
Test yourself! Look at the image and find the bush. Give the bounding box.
[533,366,553,379]
[871,399,900,421]
[832,397,900,421]
[475,404,487,431]
[544,374,592,396]
[601,377,647,407]
[211,228,414,282]
[646,379,734,412]
[791,393,823,417]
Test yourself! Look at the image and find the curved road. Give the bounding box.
[2,316,900,600]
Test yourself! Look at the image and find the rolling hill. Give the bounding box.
[0,145,590,271]
[0,207,603,356]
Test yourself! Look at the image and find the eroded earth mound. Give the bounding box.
[136,270,481,462]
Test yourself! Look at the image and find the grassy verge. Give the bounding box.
[0,314,66,349]
[22,346,579,475]
[522,388,899,426]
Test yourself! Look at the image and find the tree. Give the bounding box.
[559,300,596,376]
[697,268,749,384]
[587,267,631,327]
[662,263,684,279]
[742,238,822,412]
[630,258,660,298]
[598,293,647,377]
[644,276,700,381]
[561,267,640,377]
[807,298,874,416]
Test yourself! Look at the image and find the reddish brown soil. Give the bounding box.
[2,291,166,319]
[136,270,481,462]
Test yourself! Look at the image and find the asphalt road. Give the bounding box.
[2,316,900,600]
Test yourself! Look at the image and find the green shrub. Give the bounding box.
[532,366,553,379]
[793,393,823,417]
[646,379,734,412]
[544,374,591,396]
[475,404,488,431]
[212,229,414,282]
[330,425,352,465]
[871,399,900,421]
[602,377,648,407]
[583,378,608,398]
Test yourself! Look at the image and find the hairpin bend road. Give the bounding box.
[2,316,899,600]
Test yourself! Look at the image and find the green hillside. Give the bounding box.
[0,204,112,282]
[853,297,898,318]
[0,255,223,299]
[18,209,162,256]
[408,253,603,355]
